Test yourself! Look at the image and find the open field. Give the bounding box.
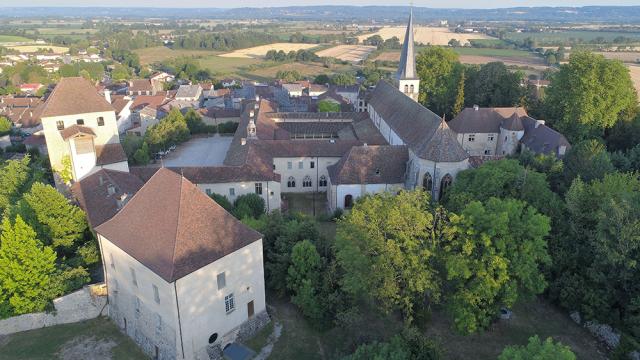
[259,294,606,360]
[375,47,546,69]
[315,44,377,62]
[629,65,640,100]
[358,26,492,46]
[594,51,640,63]
[6,45,69,53]
[134,46,224,64]
[220,43,317,59]
[505,30,640,44]
[0,35,32,43]
[199,56,262,75]
[241,61,353,82]
[0,317,148,360]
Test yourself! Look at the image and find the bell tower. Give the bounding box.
[395,8,420,102]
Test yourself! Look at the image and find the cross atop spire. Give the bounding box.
[396,7,417,81]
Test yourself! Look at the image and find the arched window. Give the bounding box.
[344,194,353,209]
[303,176,312,188]
[440,174,453,199]
[404,84,409,93]
[208,333,218,344]
[410,84,414,93]
[287,176,296,188]
[319,175,327,187]
[422,173,433,192]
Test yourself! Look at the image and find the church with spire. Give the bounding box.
[395,8,420,102]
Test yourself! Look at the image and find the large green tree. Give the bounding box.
[544,51,638,141]
[415,46,465,118]
[287,240,323,321]
[335,191,445,322]
[0,156,32,213]
[0,216,59,317]
[464,62,525,108]
[549,173,640,337]
[562,139,614,186]
[498,336,576,360]
[443,198,551,334]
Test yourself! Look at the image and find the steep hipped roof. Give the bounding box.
[501,112,525,131]
[368,80,468,162]
[60,125,96,140]
[95,168,262,282]
[396,9,417,80]
[448,107,528,134]
[71,169,144,227]
[41,77,114,118]
[328,145,408,185]
[521,117,571,157]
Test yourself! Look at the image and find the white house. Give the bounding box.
[95,168,269,360]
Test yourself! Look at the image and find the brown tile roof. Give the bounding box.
[131,95,167,111]
[110,96,131,115]
[95,143,127,165]
[71,169,144,227]
[328,145,408,185]
[128,79,153,93]
[448,107,528,134]
[41,77,114,118]
[199,108,241,119]
[60,125,96,140]
[368,80,468,162]
[95,168,263,282]
[130,165,280,183]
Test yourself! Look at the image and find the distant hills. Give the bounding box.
[1,6,640,23]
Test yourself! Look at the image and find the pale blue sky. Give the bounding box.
[3,0,639,8]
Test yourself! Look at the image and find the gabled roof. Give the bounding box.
[60,125,96,140]
[71,169,144,227]
[41,77,114,118]
[95,143,127,165]
[520,117,571,157]
[95,168,262,282]
[396,9,417,80]
[448,107,528,134]
[328,145,408,185]
[368,80,468,162]
[501,112,524,131]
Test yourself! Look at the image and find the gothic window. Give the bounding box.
[440,174,453,199]
[422,173,433,192]
[344,194,354,208]
[303,176,312,188]
[410,84,414,93]
[319,175,327,187]
[287,176,296,188]
[404,84,409,93]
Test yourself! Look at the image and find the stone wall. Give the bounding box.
[0,284,107,336]
[570,310,639,358]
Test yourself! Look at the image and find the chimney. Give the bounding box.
[473,105,479,111]
[116,193,129,209]
[535,119,545,128]
[241,138,247,146]
[104,89,111,104]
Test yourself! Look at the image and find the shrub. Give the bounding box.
[233,193,265,219]
[0,116,11,136]
[210,193,234,213]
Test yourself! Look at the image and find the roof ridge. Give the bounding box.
[170,171,185,282]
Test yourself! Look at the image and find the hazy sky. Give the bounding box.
[4,0,639,8]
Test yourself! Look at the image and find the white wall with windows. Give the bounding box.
[197,181,281,213]
[273,156,339,194]
[326,182,404,212]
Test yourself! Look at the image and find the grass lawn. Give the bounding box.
[198,56,262,76]
[0,35,32,43]
[244,320,274,352]
[242,61,355,82]
[0,317,148,360]
[452,47,538,59]
[264,295,607,360]
[505,30,640,44]
[134,46,224,65]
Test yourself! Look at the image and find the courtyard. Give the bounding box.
[152,135,232,167]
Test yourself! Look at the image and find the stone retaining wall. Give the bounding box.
[0,284,107,336]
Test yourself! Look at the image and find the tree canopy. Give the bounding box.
[498,336,576,360]
[415,46,464,118]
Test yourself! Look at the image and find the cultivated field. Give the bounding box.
[241,61,354,82]
[505,30,640,44]
[220,43,317,59]
[594,51,640,63]
[6,45,69,53]
[358,26,492,46]
[315,45,377,62]
[134,46,224,64]
[629,65,640,100]
[0,35,32,43]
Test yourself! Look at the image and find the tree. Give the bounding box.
[464,62,525,108]
[562,140,614,185]
[314,74,330,85]
[0,216,59,317]
[276,70,302,83]
[184,108,208,134]
[335,191,445,322]
[57,155,73,184]
[443,198,551,334]
[317,100,341,112]
[330,73,357,86]
[452,68,465,116]
[210,193,234,213]
[111,64,131,81]
[0,116,11,135]
[544,51,638,141]
[233,193,265,220]
[444,159,562,219]
[13,182,88,251]
[287,240,323,320]
[144,108,190,152]
[0,156,31,213]
[498,336,576,360]
[345,327,440,360]
[133,142,150,165]
[549,173,640,334]
[415,46,464,117]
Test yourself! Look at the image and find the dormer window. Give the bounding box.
[97,117,105,126]
[56,121,64,130]
[76,119,84,125]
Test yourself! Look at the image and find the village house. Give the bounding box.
[175,84,203,102]
[95,168,268,360]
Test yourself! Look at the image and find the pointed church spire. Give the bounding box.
[396,7,417,81]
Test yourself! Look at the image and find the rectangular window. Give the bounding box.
[97,117,105,126]
[205,189,212,196]
[287,161,292,170]
[255,183,262,195]
[130,267,137,287]
[229,188,235,196]
[56,121,64,130]
[468,134,475,142]
[225,293,235,313]
[488,135,495,142]
[152,284,160,304]
[298,161,303,169]
[310,161,315,169]
[76,119,85,125]
[217,272,226,290]
[484,149,492,155]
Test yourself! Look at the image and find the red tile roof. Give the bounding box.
[41,77,114,118]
